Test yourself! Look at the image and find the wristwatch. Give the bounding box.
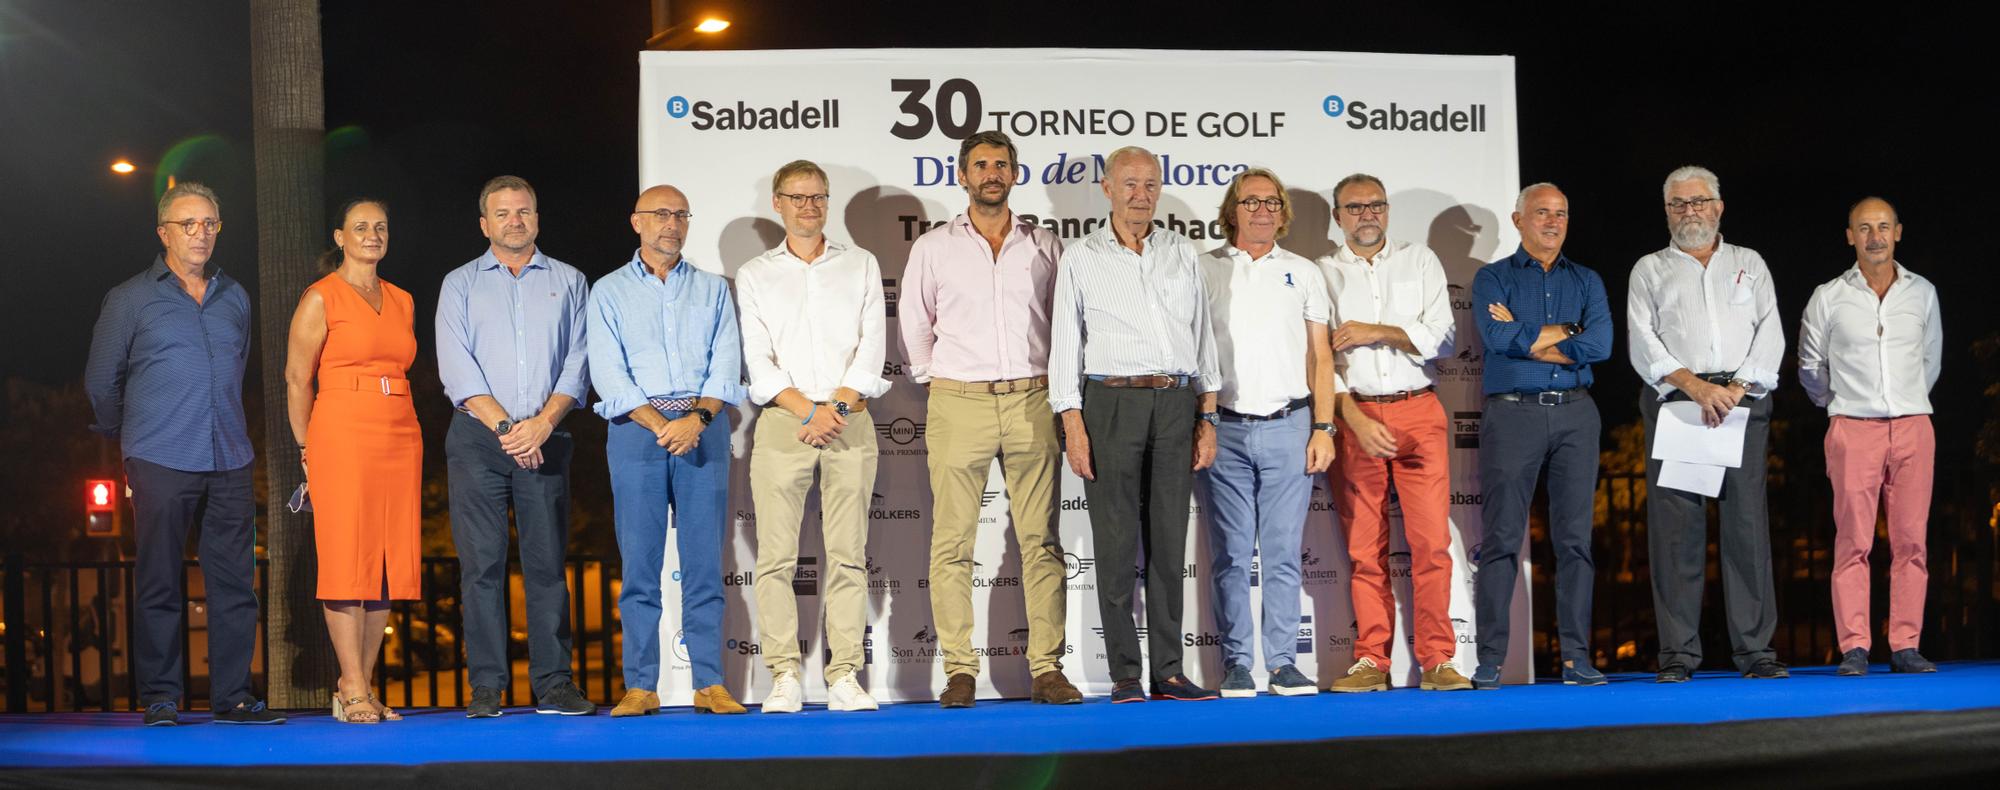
[692,406,715,426]
[834,400,852,418]
[1198,411,1220,427]
[495,419,514,436]
[1312,421,1338,438]
[1563,322,1583,337]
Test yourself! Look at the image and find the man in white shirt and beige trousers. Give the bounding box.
[1798,196,1942,676]
[739,160,893,713]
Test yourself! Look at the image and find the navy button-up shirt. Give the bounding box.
[1471,246,1613,395]
[85,256,254,472]
[434,249,591,417]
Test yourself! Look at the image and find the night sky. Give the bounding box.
[2,1,1988,465]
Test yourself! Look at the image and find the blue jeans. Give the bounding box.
[1198,409,1311,671]
[608,412,731,690]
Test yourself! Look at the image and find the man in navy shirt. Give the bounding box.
[1467,183,1612,689]
[85,183,281,725]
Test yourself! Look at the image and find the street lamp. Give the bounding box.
[647,1,731,50]
[110,159,136,175]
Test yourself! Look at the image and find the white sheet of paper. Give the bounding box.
[1658,459,1726,497]
[1650,401,1750,468]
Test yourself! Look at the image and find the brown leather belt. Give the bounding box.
[323,374,411,396]
[930,375,1047,394]
[1088,374,1194,389]
[1351,386,1433,403]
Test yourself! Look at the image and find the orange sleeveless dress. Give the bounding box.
[305,273,422,601]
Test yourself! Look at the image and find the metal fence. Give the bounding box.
[1,555,624,713]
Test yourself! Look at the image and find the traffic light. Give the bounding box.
[85,479,120,537]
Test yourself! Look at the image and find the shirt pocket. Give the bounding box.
[1728,271,1756,306]
[1391,280,1423,315]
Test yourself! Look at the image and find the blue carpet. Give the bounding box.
[3,661,1996,768]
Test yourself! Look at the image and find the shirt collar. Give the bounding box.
[626,250,698,280]
[1661,235,1730,265]
[771,237,844,264]
[476,248,548,272]
[1331,238,1401,267]
[150,254,220,283]
[1841,260,1906,289]
[950,210,1034,239]
[1508,245,1570,270]
[1221,242,1293,264]
[1091,221,1168,254]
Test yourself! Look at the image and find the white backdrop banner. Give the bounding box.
[636,48,1534,704]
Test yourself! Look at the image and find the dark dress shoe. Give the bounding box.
[214,699,286,725]
[1890,648,1937,673]
[143,701,179,726]
[1837,648,1869,676]
[939,673,976,708]
[1110,679,1147,704]
[1149,674,1218,701]
[1656,664,1691,683]
[1742,659,1790,679]
[466,686,503,718]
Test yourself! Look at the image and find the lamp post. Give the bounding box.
[647,0,730,50]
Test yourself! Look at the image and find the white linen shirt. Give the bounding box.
[1201,244,1331,414]
[736,238,892,405]
[1315,239,1455,396]
[1049,224,1221,413]
[1626,238,1785,398]
[1797,262,1943,418]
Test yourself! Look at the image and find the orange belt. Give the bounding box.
[323,374,412,396]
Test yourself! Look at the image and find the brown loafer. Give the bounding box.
[1031,670,1083,705]
[693,684,747,714]
[609,688,659,717]
[938,673,976,708]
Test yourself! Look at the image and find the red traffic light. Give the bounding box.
[86,479,116,512]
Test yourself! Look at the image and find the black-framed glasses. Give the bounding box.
[1665,197,1717,214]
[1237,197,1285,213]
[161,218,222,236]
[1339,201,1390,216]
[633,209,693,222]
[776,193,830,208]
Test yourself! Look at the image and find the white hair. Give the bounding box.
[1514,182,1562,213]
[1104,145,1159,175]
[157,181,219,223]
[1662,165,1721,202]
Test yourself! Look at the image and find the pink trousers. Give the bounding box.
[1825,415,1934,653]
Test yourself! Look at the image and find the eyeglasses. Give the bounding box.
[776,193,830,208]
[1236,197,1284,213]
[1339,201,1390,216]
[632,209,693,222]
[161,218,221,236]
[1665,197,1717,214]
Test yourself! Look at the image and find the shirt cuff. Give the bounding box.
[700,379,747,407]
[747,373,794,407]
[1049,393,1081,413]
[842,372,891,400]
[592,392,644,421]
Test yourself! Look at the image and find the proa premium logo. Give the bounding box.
[1321,93,1488,133]
[1063,551,1096,591]
[665,94,841,131]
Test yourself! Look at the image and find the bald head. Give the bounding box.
[631,184,692,269]
[1846,196,1901,268]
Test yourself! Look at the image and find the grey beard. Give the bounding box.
[1672,221,1717,251]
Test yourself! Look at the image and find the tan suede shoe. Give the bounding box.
[693,684,747,714]
[1328,657,1390,692]
[939,673,976,708]
[610,688,659,717]
[1030,671,1083,704]
[1420,662,1473,691]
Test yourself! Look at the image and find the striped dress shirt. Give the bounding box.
[1049,224,1220,413]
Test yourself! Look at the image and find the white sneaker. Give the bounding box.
[762,672,802,714]
[825,672,879,712]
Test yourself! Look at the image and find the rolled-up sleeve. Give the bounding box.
[840,253,892,398]
[900,236,940,384]
[434,270,493,409]
[1737,254,1786,392]
[1048,251,1085,412]
[701,280,747,406]
[737,267,793,406]
[586,282,644,420]
[1397,250,1455,362]
[1192,251,1221,395]
[552,270,591,404]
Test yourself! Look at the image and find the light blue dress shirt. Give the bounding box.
[587,252,746,419]
[435,249,591,418]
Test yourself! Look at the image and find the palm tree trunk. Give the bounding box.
[250,0,334,709]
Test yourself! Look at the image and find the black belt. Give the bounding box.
[1489,387,1590,405]
[1220,398,1313,422]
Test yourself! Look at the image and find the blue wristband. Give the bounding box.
[802,403,818,425]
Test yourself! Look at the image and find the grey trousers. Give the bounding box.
[1475,394,1600,668]
[1640,392,1778,672]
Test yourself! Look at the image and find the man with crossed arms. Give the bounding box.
[902,130,1082,708]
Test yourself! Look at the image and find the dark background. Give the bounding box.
[2,2,1993,667]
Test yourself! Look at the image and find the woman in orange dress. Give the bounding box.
[284,198,421,724]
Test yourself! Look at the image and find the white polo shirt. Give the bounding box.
[1201,244,1331,415]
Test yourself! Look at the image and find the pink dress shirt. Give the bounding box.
[899,212,1063,383]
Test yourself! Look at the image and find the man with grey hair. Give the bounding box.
[1051,145,1222,703]
[1627,166,1788,682]
[86,183,282,725]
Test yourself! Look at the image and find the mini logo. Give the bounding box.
[793,556,819,596]
[876,418,928,446]
[981,490,1000,508]
[1062,552,1096,580]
